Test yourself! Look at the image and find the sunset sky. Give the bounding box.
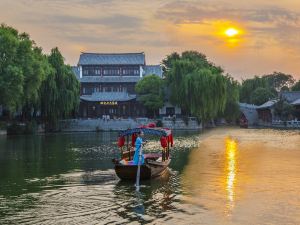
[1,0,300,80]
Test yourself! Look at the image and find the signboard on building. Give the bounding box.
[99,101,118,105]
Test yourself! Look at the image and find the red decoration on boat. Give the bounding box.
[132,133,137,147]
[168,134,174,147]
[160,136,168,148]
[147,123,156,128]
[118,136,125,147]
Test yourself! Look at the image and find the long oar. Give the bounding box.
[135,144,142,191]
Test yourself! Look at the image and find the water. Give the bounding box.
[0,128,300,224]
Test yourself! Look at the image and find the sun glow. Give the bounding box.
[225,28,239,37]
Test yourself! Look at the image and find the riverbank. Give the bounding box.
[59,118,202,132]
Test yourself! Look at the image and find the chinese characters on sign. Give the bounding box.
[99,101,118,105]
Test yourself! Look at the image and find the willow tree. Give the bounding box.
[40,48,80,130]
[162,51,228,122]
[222,75,240,122]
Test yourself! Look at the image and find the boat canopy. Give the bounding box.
[119,127,172,137]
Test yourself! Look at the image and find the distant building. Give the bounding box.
[255,91,300,124]
[72,52,163,118]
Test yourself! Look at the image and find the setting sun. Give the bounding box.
[225,28,239,37]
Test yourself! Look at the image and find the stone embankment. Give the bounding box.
[59,117,202,132]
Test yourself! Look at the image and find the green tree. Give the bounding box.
[40,48,80,130]
[250,87,276,105]
[162,51,228,122]
[222,75,240,122]
[0,24,25,112]
[262,72,295,92]
[291,80,300,91]
[240,76,268,103]
[135,74,164,117]
[0,24,50,119]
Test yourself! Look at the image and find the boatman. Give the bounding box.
[133,131,146,165]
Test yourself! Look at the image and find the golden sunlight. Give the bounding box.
[225,28,239,37]
[225,137,238,212]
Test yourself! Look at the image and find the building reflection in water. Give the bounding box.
[225,137,238,214]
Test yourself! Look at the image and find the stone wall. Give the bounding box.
[59,117,202,132]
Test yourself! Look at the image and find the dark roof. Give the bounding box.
[79,76,141,83]
[78,52,145,65]
[256,99,278,109]
[280,91,300,103]
[80,92,136,102]
[143,65,162,77]
[291,98,300,106]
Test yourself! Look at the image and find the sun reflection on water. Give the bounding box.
[225,137,238,213]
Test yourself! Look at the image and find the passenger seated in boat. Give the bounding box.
[133,131,146,165]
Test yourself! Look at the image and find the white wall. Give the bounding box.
[159,102,181,115]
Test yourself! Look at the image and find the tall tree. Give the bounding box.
[250,87,276,105]
[0,24,24,112]
[262,72,295,92]
[162,51,228,121]
[40,48,80,130]
[240,76,268,103]
[135,74,164,117]
[222,75,240,122]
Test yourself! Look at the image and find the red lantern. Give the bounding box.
[132,133,137,147]
[117,136,125,147]
[169,134,174,147]
[147,123,156,128]
[160,136,168,148]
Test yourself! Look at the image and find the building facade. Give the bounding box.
[73,52,163,118]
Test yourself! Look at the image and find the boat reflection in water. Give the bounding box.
[225,137,238,214]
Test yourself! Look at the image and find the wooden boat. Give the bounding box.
[113,127,173,180]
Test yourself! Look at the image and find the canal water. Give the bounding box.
[0,128,300,224]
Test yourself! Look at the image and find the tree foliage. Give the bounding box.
[240,72,296,105]
[250,87,276,105]
[0,24,79,128]
[222,75,240,122]
[135,74,164,117]
[40,48,80,129]
[240,76,269,104]
[162,51,228,121]
[291,80,300,91]
[262,72,295,92]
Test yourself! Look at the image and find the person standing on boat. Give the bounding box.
[133,131,146,165]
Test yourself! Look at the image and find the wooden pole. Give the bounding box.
[167,141,170,159]
[127,135,130,160]
[136,144,142,191]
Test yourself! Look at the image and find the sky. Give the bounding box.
[1,0,300,80]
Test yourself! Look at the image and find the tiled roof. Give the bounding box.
[80,92,136,102]
[280,91,300,103]
[256,99,279,109]
[291,98,300,106]
[143,65,163,77]
[79,76,141,83]
[78,52,145,65]
[239,103,258,109]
